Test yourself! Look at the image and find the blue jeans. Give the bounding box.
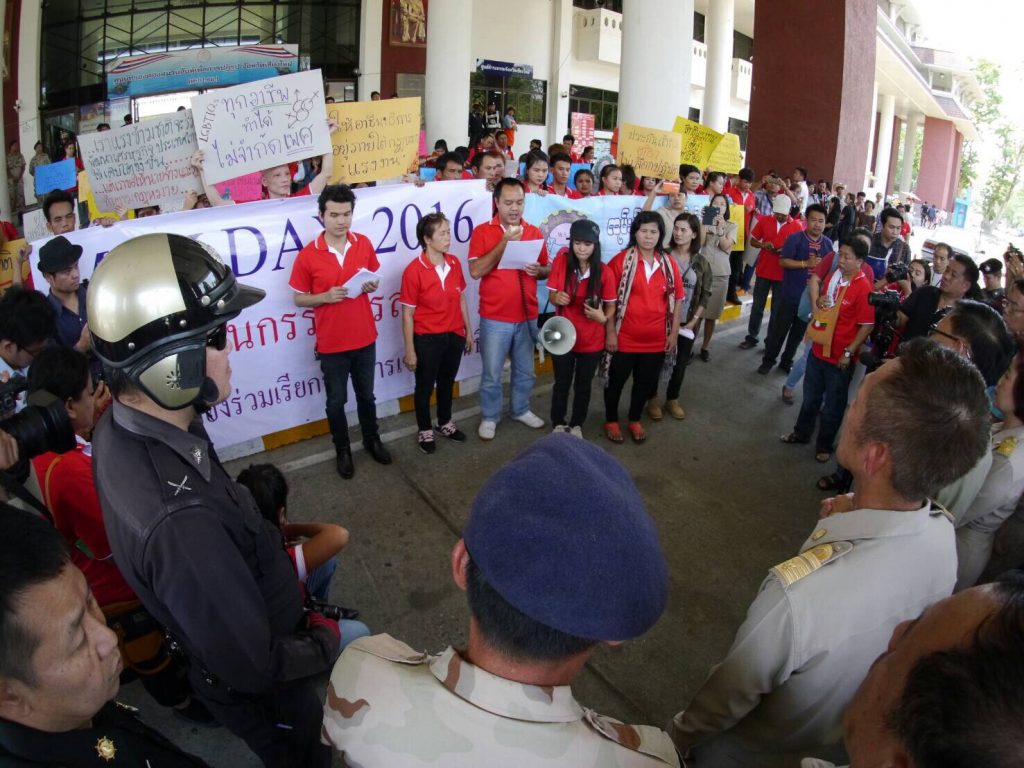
[320,342,378,449]
[338,619,372,651]
[479,317,537,422]
[794,352,853,453]
[305,559,337,603]
[786,343,811,390]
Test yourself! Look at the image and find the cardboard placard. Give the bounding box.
[0,240,30,293]
[616,123,681,180]
[214,172,266,203]
[709,132,743,175]
[328,97,421,184]
[34,159,76,195]
[672,117,743,174]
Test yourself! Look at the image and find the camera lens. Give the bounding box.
[0,390,77,464]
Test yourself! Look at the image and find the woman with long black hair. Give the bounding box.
[547,219,608,436]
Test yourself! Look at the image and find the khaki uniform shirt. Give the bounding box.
[671,504,956,768]
[322,634,681,767]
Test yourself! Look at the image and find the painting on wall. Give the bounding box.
[389,0,427,48]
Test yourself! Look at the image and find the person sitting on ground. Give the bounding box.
[322,434,680,767]
[673,339,991,767]
[0,507,212,766]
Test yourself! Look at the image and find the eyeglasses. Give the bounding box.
[18,342,46,361]
[206,325,228,351]
[929,324,973,361]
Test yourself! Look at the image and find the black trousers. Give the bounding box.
[665,332,697,400]
[320,342,378,449]
[551,350,602,427]
[762,299,807,368]
[412,332,465,431]
[604,351,665,423]
[728,250,744,296]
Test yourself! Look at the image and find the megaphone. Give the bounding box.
[539,316,577,356]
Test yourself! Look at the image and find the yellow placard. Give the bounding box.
[616,123,681,180]
[0,239,30,293]
[709,132,743,174]
[327,97,422,185]
[731,203,745,251]
[79,171,120,222]
[673,117,722,169]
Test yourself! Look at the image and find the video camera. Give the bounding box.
[885,261,909,283]
[860,289,904,372]
[0,374,77,480]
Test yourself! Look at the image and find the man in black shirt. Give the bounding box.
[897,253,979,341]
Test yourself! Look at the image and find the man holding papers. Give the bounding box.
[469,178,550,440]
[290,184,392,478]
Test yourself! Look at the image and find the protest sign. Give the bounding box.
[190,69,332,185]
[731,204,745,251]
[0,240,30,293]
[571,113,595,157]
[34,159,76,195]
[78,172,119,222]
[328,97,421,184]
[30,181,491,453]
[672,117,743,173]
[616,123,681,180]
[77,111,202,212]
[709,133,743,174]
[23,208,49,242]
[214,172,265,203]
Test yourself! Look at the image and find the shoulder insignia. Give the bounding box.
[771,541,853,588]
[95,736,116,762]
[349,633,429,665]
[997,436,1018,458]
[583,710,681,765]
[112,701,139,714]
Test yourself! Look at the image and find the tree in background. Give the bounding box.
[960,59,1001,194]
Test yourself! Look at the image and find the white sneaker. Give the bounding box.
[552,425,569,434]
[478,420,497,440]
[570,426,583,438]
[513,410,545,429]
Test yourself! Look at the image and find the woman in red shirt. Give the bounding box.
[602,211,684,443]
[400,212,473,454]
[548,219,608,436]
[598,164,624,196]
[523,151,550,196]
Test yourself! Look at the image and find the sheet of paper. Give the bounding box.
[498,238,543,270]
[342,268,381,297]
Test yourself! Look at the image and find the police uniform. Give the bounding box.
[955,426,1024,589]
[322,634,680,767]
[670,503,956,768]
[0,701,210,767]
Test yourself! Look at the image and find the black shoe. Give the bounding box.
[738,339,757,350]
[336,448,355,479]
[364,436,392,465]
[779,362,792,374]
[699,349,710,362]
[726,293,741,305]
[757,363,772,375]
[417,430,436,454]
[435,422,466,442]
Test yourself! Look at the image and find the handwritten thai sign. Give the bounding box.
[78,172,118,222]
[0,240,30,293]
[34,159,76,195]
[616,123,681,179]
[23,209,49,242]
[77,111,202,212]
[328,97,421,184]
[672,117,743,173]
[190,69,332,185]
[708,132,743,174]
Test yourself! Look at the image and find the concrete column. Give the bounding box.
[898,111,921,194]
[618,0,693,133]
[872,92,896,198]
[424,0,472,146]
[18,0,42,207]
[547,0,573,146]
[917,117,959,210]
[358,0,383,99]
[0,0,10,223]
[702,0,734,133]
[864,80,878,187]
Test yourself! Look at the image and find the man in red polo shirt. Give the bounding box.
[549,153,582,199]
[469,178,550,440]
[290,184,392,479]
[740,195,801,349]
[470,150,505,193]
[726,167,756,301]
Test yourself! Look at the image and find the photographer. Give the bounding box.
[0,287,56,414]
[866,208,911,288]
[896,253,980,341]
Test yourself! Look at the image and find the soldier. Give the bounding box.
[322,433,680,767]
[89,234,340,767]
[0,506,210,767]
[670,339,992,767]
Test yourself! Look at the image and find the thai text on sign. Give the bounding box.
[616,123,682,180]
[328,97,421,184]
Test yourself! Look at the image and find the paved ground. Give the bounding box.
[117,312,846,766]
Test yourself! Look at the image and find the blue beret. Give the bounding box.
[464,433,669,641]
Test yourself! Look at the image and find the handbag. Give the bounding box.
[805,272,849,359]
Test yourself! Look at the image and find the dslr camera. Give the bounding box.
[861,289,904,373]
[0,374,76,479]
[885,261,909,283]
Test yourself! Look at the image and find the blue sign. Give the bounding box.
[34,159,77,196]
[475,59,534,79]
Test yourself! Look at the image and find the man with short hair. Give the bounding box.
[0,507,211,766]
[323,434,680,766]
[291,184,391,478]
[740,195,801,349]
[493,130,514,160]
[562,132,580,161]
[866,208,911,286]
[0,287,55,411]
[792,166,810,214]
[753,175,783,217]
[929,241,950,287]
[42,189,77,235]
[434,151,465,181]
[471,150,504,192]
[673,339,991,767]
[898,253,978,341]
[727,167,757,299]
[469,178,550,440]
[549,152,580,198]
[704,171,726,197]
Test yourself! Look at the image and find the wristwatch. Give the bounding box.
[842,348,853,359]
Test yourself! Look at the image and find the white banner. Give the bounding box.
[190,69,332,185]
[77,111,203,212]
[30,181,491,449]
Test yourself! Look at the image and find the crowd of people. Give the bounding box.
[0,103,1022,768]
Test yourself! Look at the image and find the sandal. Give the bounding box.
[782,386,795,405]
[699,349,710,362]
[627,421,647,443]
[815,451,832,463]
[604,422,624,443]
[780,432,809,444]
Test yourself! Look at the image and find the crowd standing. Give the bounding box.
[0,92,1022,768]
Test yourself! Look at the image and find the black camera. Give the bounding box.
[306,597,361,622]
[862,289,904,373]
[867,289,902,311]
[0,375,77,478]
[885,261,909,283]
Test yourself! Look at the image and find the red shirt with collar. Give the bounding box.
[751,214,801,282]
[812,270,875,365]
[548,248,606,353]
[602,250,685,353]
[727,186,756,235]
[289,231,381,353]
[399,252,467,336]
[33,445,136,607]
[468,216,549,322]
[550,185,582,200]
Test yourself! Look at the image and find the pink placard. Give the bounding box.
[418,130,427,157]
[571,113,595,157]
[214,171,265,203]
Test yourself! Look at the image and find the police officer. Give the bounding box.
[322,433,680,766]
[671,340,991,768]
[88,234,339,768]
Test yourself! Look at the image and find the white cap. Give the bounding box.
[773,195,791,215]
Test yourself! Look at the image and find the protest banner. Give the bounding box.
[708,133,743,175]
[30,181,492,453]
[190,69,332,185]
[0,240,30,293]
[34,159,76,195]
[327,97,421,184]
[214,171,265,203]
[616,123,682,180]
[77,111,202,212]
[672,117,744,173]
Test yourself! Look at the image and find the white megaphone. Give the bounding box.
[539,316,577,356]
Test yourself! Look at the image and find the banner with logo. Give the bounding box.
[30,181,491,450]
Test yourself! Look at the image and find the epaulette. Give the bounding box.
[997,436,1018,458]
[348,633,429,665]
[770,541,853,588]
[583,710,681,765]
